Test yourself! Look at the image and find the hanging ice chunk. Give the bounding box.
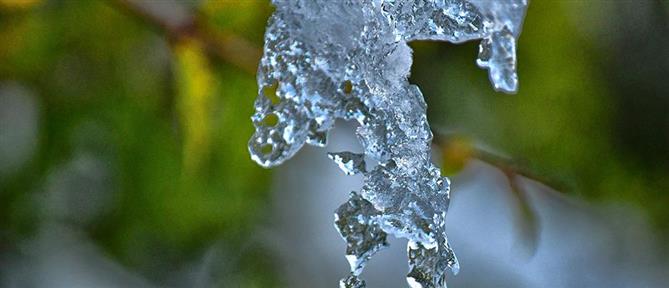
[334,192,388,276]
[328,152,367,175]
[340,274,366,288]
[470,0,528,93]
[469,0,528,35]
[477,27,518,93]
[249,1,528,287]
[407,238,459,288]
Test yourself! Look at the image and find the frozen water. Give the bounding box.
[249,0,528,287]
[328,152,367,175]
[334,192,388,276]
[340,273,366,288]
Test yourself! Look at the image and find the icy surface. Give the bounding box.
[328,152,366,175]
[249,0,527,287]
[340,274,366,288]
[335,192,388,275]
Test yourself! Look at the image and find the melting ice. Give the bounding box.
[249,0,528,287]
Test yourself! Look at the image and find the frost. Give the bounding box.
[249,0,528,287]
[340,274,366,288]
[328,152,366,175]
[334,192,387,275]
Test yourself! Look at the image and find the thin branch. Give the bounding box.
[110,0,261,74]
[433,132,569,193]
[433,132,555,256]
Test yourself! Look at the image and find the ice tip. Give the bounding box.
[327,151,366,175]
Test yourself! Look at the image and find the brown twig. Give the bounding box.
[478,150,568,192]
[109,0,261,74]
[433,132,568,193]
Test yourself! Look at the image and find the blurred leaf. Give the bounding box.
[174,38,215,176]
[507,175,540,259]
[440,135,474,176]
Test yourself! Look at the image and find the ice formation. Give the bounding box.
[249,1,528,287]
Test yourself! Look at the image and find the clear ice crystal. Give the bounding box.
[249,0,528,287]
[340,274,366,288]
[334,192,388,275]
[407,239,460,288]
[328,152,366,175]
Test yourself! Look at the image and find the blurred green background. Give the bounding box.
[0,0,667,287]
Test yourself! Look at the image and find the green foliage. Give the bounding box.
[0,1,280,285]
